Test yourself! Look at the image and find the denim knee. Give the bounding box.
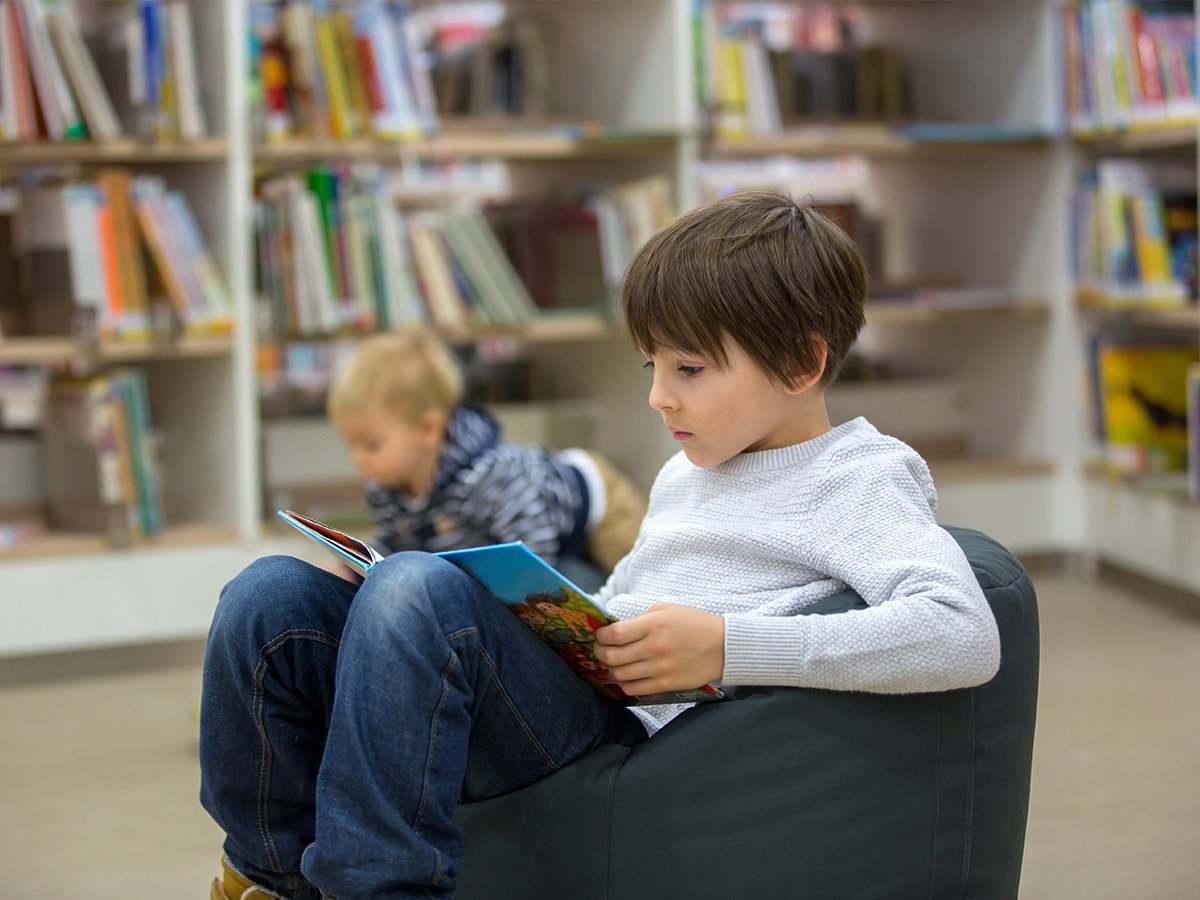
[212,555,311,634]
[208,554,353,660]
[348,551,482,641]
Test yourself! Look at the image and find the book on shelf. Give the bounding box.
[1062,0,1198,134]
[249,0,435,143]
[1,0,207,144]
[1073,158,1196,305]
[484,200,608,314]
[1087,339,1200,474]
[696,1,910,139]
[255,166,542,339]
[277,509,726,707]
[1188,363,1200,501]
[424,4,547,119]
[9,171,230,341]
[41,369,163,545]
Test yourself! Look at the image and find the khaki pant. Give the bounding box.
[583,451,648,573]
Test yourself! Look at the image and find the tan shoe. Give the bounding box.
[210,857,288,899]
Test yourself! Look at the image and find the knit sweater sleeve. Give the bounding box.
[721,444,1000,693]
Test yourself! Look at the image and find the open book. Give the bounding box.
[277,509,724,706]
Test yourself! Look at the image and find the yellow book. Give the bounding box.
[1098,344,1200,472]
[716,38,749,140]
[1129,190,1183,302]
[314,14,356,138]
[334,11,373,137]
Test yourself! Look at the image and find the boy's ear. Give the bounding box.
[783,336,828,395]
[417,407,449,443]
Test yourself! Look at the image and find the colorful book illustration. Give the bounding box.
[277,509,725,707]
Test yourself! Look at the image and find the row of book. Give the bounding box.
[42,369,164,546]
[425,5,546,119]
[255,169,674,339]
[256,166,538,338]
[0,0,207,143]
[695,2,909,140]
[1085,339,1200,497]
[1072,158,1198,306]
[6,170,231,340]
[250,0,436,143]
[1062,0,1198,134]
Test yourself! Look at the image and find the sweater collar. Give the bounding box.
[711,417,875,475]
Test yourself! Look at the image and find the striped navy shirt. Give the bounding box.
[366,406,590,563]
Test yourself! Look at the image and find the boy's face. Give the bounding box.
[645,338,824,468]
[334,400,444,496]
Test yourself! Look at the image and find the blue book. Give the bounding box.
[277,509,724,706]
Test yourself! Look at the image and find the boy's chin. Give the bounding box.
[680,446,730,469]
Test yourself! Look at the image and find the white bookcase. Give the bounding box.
[1,0,1197,659]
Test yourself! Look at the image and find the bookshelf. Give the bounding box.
[1062,0,1200,592]
[0,0,1196,659]
[695,0,1072,553]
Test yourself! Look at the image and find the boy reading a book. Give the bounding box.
[325,330,646,581]
[202,191,1000,899]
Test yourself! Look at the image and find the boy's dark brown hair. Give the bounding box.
[621,190,867,388]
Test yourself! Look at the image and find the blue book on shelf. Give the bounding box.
[277,509,724,706]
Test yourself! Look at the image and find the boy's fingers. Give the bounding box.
[595,617,650,646]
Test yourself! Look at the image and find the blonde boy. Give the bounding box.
[326,331,645,574]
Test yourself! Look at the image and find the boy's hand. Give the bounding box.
[593,604,724,697]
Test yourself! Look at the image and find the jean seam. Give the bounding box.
[474,644,560,772]
[412,643,461,889]
[253,628,340,873]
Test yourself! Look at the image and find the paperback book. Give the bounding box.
[277,509,725,707]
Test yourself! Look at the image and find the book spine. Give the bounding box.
[14,0,65,138]
[314,12,355,138]
[131,180,196,326]
[167,0,205,139]
[99,170,151,339]
[166,191,233,327]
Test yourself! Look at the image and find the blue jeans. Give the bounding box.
[199,552,646,899]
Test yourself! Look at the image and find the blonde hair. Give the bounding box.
[327,332,465,422]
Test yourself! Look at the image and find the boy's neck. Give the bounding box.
[403,438,445,500]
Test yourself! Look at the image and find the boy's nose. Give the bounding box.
[648,375,676,412]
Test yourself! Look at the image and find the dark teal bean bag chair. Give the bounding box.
[455,526,1039,899]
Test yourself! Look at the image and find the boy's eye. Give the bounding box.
[641,360,654,370]
[679,365,703,377]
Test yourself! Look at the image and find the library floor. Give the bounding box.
[1,569,1198,899]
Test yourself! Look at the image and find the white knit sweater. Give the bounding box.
[596,417,1001,734]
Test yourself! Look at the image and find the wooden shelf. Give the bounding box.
[0,523,240,562]
[0,336,235,366]
[1072,123,1198,154]
[930,459,1056,482]
[1075,293,1200,330]
[866,300,1051,324]
[0,138,228,167]
[1083,465,1195,504]
[268,314,613,348]
[255,129,679,165]
[706,125,1052,159]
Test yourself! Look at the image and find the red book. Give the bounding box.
[355,35,384,115]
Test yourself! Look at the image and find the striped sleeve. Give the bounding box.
[451,446,583,562]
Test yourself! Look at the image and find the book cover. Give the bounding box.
[1188,363,1200,501]
[1097,342,1200,473]
[277,510,724,707]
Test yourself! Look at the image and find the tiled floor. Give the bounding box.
[1,568,1197,899]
